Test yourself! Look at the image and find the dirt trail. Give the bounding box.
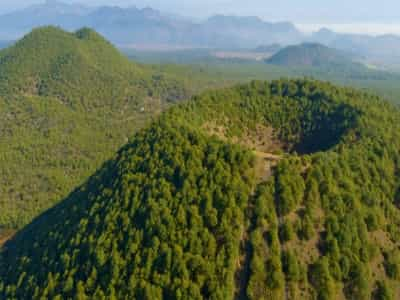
[253,150,282,182]
[234,204,254,300]
[203,122,285,299]
[234,151,282,300]
[253,150,281,161]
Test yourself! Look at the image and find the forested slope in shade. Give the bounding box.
[0,26,192,229]
[2,79,400,299]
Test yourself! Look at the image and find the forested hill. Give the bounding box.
[266,43,358,69]
[2,79,400,299]
[0,26,190,229]
[0,26,187,106]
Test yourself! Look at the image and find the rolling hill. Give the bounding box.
[265,43,357,68]
[1,79,400,299]
[0,26,191,229]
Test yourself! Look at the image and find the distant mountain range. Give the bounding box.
[309,28,400,65]
[0,0,303,48]
[2,0,400,67]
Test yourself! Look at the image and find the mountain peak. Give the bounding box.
[74,27,109,42]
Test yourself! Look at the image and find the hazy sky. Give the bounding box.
[1,0,400,34]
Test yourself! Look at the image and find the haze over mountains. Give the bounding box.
[1,0,400,68]
[0,0,302,48]
[309,28,400,65]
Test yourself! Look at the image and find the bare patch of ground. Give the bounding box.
[203,122,285,181]
[203,122,285,152]
[212,51,274,61]
[253,151,281,181]
[0,229,15,247]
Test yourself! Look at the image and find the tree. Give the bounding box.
[384,251,400,280]
[279,220,295,243]
[309,258,335,300]
[282,250,300,282]
[375,280,393,300]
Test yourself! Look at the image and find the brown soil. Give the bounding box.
[203,122,285,181]
[0,230,15,247]
[204,122,285,152]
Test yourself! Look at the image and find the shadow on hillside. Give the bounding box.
[1,157,117,255]
[292,103,360,155]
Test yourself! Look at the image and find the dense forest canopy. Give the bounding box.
[4,25,400,233]
[1,79,400,299]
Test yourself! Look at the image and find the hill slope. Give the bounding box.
[0,26,186,105]
[0,26,190,229]
[266,43,357,68]
[1,79,400,299]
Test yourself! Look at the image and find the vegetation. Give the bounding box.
[0,121,256,299]
[0,26,197,229]
[125,49,400,105]
[265,43,356,68]
[1,79,400,299]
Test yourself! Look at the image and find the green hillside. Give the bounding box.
[2,79,400,299]
[0,26,191,229]
[0,26,187,107]
[266,43,357,69]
